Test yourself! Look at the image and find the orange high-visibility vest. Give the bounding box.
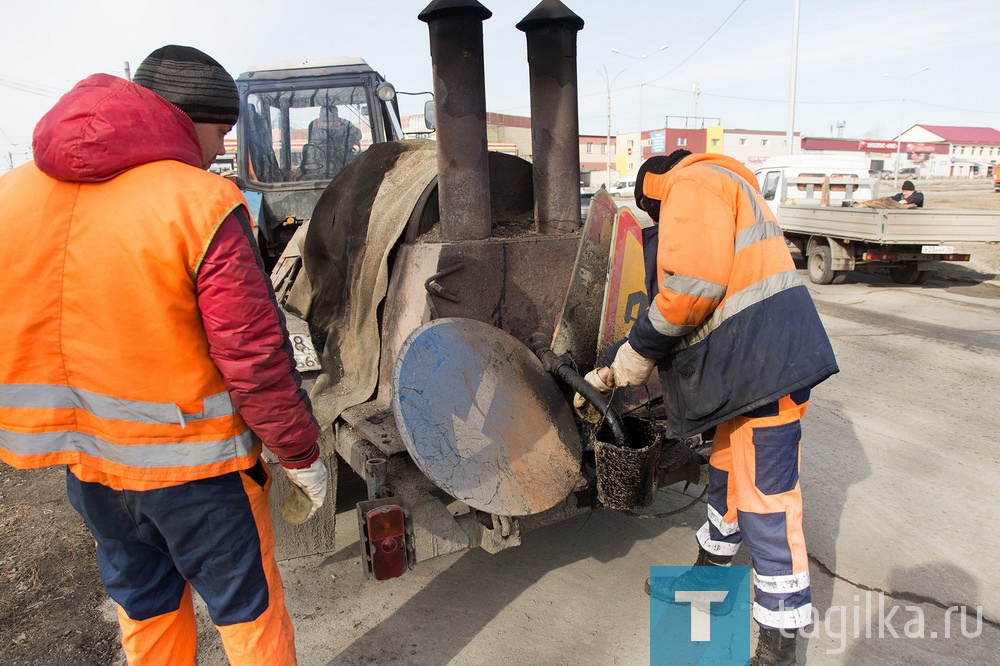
[0,159,258,481]
[629,153,838,438]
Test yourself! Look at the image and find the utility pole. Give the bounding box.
[600,66,624,188]
[884,67,930,188]
[785,0,800,155]
[611,45,668,161]
[693,83,700,128]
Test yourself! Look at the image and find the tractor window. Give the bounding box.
[244,86,374,184]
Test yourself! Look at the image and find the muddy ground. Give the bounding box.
[1,178,998,665]
[0,465,121,665]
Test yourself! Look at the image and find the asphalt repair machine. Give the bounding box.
[261,0,707,578]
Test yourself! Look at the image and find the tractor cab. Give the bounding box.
[235,58,411,266]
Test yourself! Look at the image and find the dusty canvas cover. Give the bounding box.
[302,140,439,426]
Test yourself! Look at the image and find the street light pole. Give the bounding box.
[786,0,800,155]
[611,44,668,162]
[599,66,624,188]
[884,66,930,188]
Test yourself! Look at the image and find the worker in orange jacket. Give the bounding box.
[0,46,327,665]
[582,150,838,665]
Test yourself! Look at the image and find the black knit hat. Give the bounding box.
[634,150,691,221]
[902,180,915,191]
[133,45,239,125]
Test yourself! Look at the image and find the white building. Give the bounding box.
[720,129,802,167]
[897,125,1000,178]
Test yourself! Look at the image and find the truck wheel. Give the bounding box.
[890,264,930,284]
[807,245,835,284]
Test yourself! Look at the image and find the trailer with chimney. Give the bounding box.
[246,0,706,579]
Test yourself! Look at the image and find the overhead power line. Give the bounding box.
[644,83,898,106]
[644,82,998,114]
[905,99,1000,115]
[0,74,63,98]
[645,0,748,86]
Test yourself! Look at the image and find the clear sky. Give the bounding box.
[2,0,998,169]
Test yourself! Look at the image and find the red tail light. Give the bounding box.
[365,505,407,580]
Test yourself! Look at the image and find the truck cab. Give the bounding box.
[753,155,875,217]
[235,58,410,266]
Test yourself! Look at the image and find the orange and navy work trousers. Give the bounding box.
[65,460,296,665]
[696,388,812,630]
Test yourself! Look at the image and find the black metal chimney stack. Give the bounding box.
[517,0,584,234]
[419,0,493,241]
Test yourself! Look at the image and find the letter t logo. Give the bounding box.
[674,591,729,641]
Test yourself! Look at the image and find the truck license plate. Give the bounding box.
[921,245,954,255]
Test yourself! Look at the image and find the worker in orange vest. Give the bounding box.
[580,150,838,665]
[0,45,326,665]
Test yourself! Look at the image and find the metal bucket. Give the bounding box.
[594,418,663,511]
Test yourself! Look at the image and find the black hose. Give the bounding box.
[632,485,707,518]
[528,336,629,449]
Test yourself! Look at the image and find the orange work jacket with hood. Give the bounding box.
[628,153,838,438]
[0,74,286,482]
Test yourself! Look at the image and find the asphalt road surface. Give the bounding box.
[184,253,1000,665]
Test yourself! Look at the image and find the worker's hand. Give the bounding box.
[283,459,328,521]
[609,340,657,387]
[573,367,614,421]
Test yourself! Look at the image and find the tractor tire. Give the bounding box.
[807,245,835,285]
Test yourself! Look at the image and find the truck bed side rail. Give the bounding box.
[779,175,879,208]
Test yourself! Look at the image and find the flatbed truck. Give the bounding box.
[773,176,1000,284]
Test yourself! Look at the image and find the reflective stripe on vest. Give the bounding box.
[671,165,805,352]
[699,164,786,253]
[676,269,804,352]
[0,384,254,469]
[1,428,255,469]
[0,384,237,425]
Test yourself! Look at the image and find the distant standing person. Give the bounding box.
[891,180,924,207]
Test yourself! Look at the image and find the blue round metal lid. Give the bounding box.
[392,318,582,516]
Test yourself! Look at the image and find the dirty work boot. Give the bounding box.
[645,548,735,612]
[750,627,797,666]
